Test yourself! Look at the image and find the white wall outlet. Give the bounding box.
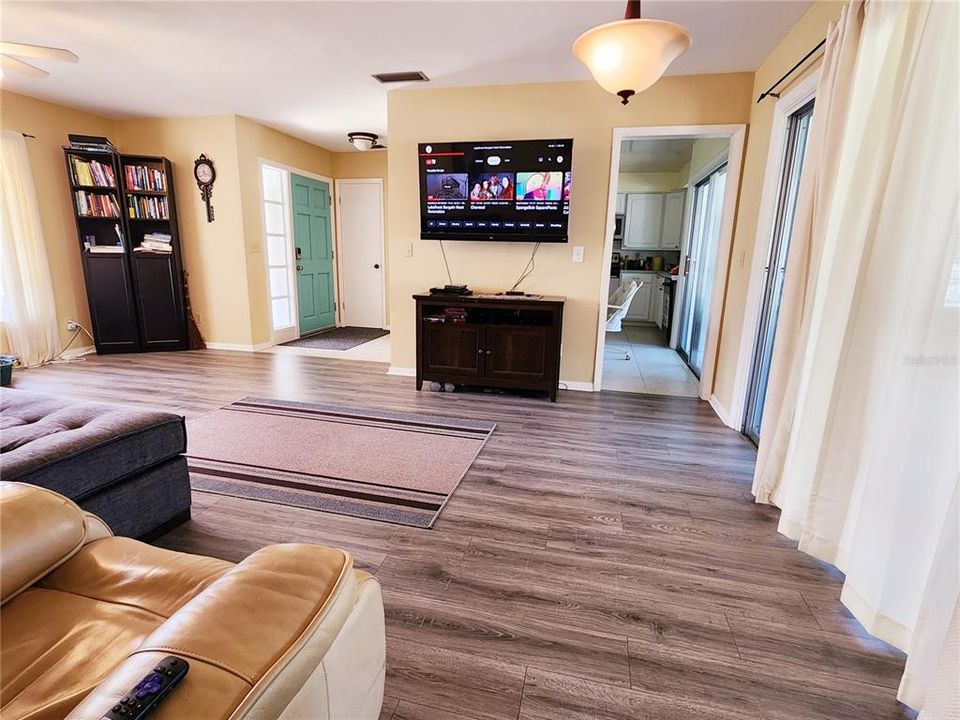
[403,242,414,258]
[65,320,79,333]
[572,245,585,263]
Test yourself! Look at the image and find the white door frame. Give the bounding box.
[333,178,387,329]
[593,124,746,402]
[258,158,338,345]
[728,71,820,429]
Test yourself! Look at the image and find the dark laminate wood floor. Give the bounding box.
[13,350,914,720]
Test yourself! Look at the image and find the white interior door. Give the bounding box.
[336,180,384,328]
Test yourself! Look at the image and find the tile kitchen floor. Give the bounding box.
[601,324,700,396]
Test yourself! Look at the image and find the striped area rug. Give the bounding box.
[186,397,495,528]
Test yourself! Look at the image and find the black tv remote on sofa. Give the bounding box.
[99,656,189,720]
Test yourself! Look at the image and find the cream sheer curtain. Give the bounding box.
[0,130,59,367]
[750,0,959,714]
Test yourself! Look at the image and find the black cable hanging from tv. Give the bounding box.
[756,38,826,103]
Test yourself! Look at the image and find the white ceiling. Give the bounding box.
[1,1,811,151]
[620,138,697,173]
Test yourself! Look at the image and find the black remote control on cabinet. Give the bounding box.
[99,656,189,720]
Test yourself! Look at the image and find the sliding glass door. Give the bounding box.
[743,100,815,445]
[677,164,727,378]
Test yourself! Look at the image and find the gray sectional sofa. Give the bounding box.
[0,388,191,539]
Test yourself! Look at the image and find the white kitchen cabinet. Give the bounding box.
[660,192,685,250]
[622,194,663,250]
[621,271,656,322]
[615,192,626,215]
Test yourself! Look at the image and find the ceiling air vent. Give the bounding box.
[372,70,429,84]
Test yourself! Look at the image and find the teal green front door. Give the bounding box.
[292,174,336,334]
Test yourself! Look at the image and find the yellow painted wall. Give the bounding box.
[616,172,683,193]
[386,74,753,380]
[114,116,254,345]
[678,137,731,186]
[0,92,116,354]
[711,1,844,413]
[331,150,390,324]
[234,116,335,345]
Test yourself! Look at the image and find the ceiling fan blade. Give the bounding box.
[1,55,50,78]
[0,42,78,63]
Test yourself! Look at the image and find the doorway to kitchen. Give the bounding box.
[596,126,745,399]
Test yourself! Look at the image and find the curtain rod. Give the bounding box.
[756,38,826,103]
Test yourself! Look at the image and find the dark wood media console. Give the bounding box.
[414,293,565,402]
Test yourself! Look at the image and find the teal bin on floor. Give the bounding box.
[0,356,15,387]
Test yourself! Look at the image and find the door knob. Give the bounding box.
[296,264,304,271]
[374,263,380,269]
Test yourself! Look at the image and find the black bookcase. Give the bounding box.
[65,149,187,353]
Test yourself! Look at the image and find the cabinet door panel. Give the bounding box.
[623,193,664,249]
[131,254,185,349]
[85,255,141,351]
[622,274,655,321]
[660,192,685,250]
[484,326,550,381]
[423,323,482,377]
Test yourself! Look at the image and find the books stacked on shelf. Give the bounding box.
[135,232,173,254]
[82,228,125,254]
[127,195,169,220]
[69,156,116,187]
[75,191,121,218]
[125,165,166,192]
[67,134,118,154]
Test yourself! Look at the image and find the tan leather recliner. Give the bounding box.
[0,482,386,720]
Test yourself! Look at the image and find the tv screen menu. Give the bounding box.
[418,139,573,242]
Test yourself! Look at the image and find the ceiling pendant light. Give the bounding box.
[347,132,385,151]
[573,0,691,105]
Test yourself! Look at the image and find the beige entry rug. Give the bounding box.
[187,397,495,528]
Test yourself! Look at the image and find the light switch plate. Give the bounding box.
[404,243,414,258]
[572,245,584,263]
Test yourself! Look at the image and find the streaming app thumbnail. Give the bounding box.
[469,173,515,201]
[425,173,468,201]
[516,171,563,201]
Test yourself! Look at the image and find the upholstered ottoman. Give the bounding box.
[0,388,190,539]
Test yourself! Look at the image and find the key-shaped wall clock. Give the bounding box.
[193,154,216,222]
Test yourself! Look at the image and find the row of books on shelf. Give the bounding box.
[70,156,116,188]
[75,191,121,218]
[128,195,169,220]
[125,165,166,193]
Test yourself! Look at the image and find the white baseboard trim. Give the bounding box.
[708,394,739,429]
[560,379,596,392]
[387,366,416,377]
[205,341,275,352]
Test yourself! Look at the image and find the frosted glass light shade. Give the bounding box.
[573,19,692,104]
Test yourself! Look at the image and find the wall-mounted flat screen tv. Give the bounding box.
[418,139,572,243]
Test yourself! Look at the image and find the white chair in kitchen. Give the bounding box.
[606,280,641,360]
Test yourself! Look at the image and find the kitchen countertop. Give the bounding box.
[621,269,677,281]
